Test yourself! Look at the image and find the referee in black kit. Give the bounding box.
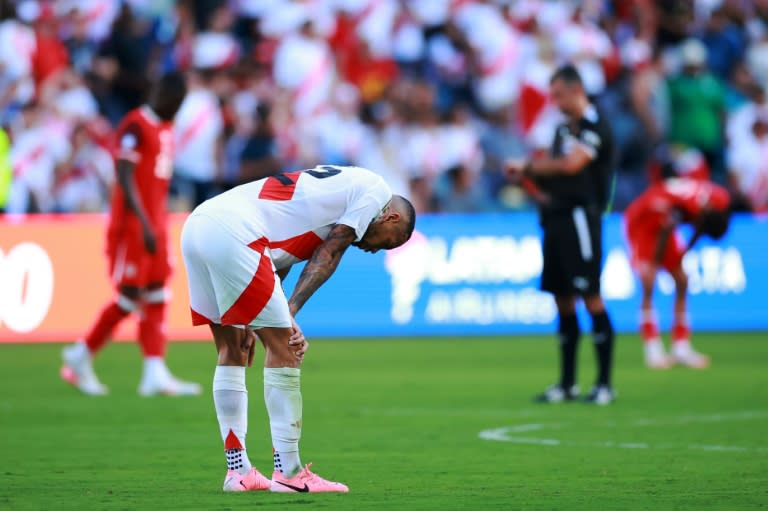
[506,65,616,405]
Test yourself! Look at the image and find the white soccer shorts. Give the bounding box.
[180,213,292,329]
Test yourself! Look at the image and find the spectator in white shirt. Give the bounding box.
[728,112,768,212]
[308,82,367,166]
[0,2,36,123]
[53,122,114,212]
[356,99,411,199]
[727,83,768,147]
[556,4,614,96]
[273,20,335,118]
[173,68,225,207]
[452,0,525,112]
[7,105,72,213]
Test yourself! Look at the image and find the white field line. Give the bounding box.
[362,408,768,423]
[478,425,768,454]
[627,410,768,426]
[358,407,544,418]
[478,411,768,454]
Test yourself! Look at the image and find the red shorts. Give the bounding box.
[107,229,171,289]
[625,221,685,272]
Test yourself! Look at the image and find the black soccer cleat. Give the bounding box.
[582,385,616,405]
[533,384,580,403]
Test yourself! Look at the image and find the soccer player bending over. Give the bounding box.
[180,165,415,493]
[61,73,201,396]
[624,177,731,369]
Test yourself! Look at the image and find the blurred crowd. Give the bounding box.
[1,0,767,215]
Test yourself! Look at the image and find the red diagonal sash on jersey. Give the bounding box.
[258,171,302,201]
[220,237,276,325]
[270,231,324,261]
[176,104,213,154]
[12,145,45,177]
[190,307,212,326]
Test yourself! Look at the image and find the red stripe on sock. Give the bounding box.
[641,320,660,342]
[672,323,690,342]
[225,429,243,450]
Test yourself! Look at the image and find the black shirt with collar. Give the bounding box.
[535,104,614,216]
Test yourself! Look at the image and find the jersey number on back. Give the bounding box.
[258,166,342,201]
[664,177,706,204]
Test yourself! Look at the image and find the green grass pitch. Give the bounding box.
[1,333,766,510]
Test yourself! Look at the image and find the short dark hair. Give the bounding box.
[195,67,218,83]
[700,208,731,240]
[151,71,187,120]
[550,64,584,86]
[157,71,187,97]
[396,195,416,240]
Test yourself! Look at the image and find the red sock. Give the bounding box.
[85,301,131,354]
[640,310,660,343]
[641,321,660,342]
[672,322,690,343]
[139,302,167,358]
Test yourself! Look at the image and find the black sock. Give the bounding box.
[591,310,615,387]
[558,313,580,389]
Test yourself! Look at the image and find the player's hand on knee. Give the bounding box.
[289,317,308,360]
[293,338,308,361]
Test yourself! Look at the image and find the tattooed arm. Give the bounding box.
[287,224,357,316]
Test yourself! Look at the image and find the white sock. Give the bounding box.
[645,339,667,359]
[143,356,169,381]
[213,365,252,475]
[264,367,302,477]
[672,340,694,357]
[68,341,90,361]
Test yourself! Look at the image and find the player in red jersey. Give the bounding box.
[61,73,201,396]
[624,177,731,369]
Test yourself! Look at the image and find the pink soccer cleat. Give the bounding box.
[672,345,711,369]
[671,324,710,369]
[61,344,108,396]
[223,468,271,492]
[644,340,672,370]
[270,464,349,493]
[138,362,202,397]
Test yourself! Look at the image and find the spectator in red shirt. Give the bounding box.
[31,4,69,89]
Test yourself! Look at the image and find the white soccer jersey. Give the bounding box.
[182,165,392,328]
[193,165,393,270]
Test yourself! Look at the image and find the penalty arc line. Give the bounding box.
[478,414,768,454]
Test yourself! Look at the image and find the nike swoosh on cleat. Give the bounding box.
[276,481,309,492]
[240,480,247,489]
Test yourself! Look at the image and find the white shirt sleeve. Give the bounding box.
[337,174,393,241]
[727,142,750,175]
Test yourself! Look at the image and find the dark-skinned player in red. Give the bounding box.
[61,72,201,396]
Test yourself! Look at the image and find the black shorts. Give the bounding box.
[540,207,603,296]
